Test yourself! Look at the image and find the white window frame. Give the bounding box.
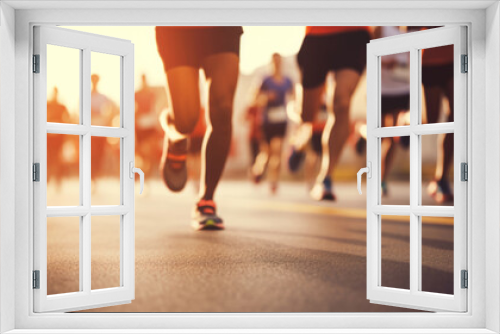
[1,1,499,333]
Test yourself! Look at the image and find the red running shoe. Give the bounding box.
[160,137,188,192]
[192,200,225,231]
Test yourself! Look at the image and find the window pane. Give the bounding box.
[381,136,410,205]
[47,217,80,295]
[47,134,80,206]
[380,52,410,128]
[381,215,410,290]
[47,44,80,124]
[91,215,121,290]
[91,137,121,205]
[421,134,454,206]
[421,216,454,295]
[91,52,121,127]
[421,45,454,125]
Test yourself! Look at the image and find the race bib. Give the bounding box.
[267,106,288,123]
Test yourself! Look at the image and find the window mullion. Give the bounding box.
[81,48,91,294]
[409,47,420,294]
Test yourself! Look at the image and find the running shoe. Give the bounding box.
[355,136,366,156]
[160,137,188,192]
[399,136,410,150]
[310,176,336,201]
[427,179,454,204]
[288,123,312,173]
[288,148,306,172]
[381,181,388,197]
[192,200,224,231]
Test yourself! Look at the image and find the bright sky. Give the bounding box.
[51,26,306,115]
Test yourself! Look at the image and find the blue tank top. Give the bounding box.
[260,76,293,125]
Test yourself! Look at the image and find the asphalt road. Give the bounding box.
[46,179,454,313]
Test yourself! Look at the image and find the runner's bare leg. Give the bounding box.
[267,137,283,186]
[296,85,323,149]
[165,66,201,138]
[423,85,449,182]
[252,142,270,177]
[381,114,396,183]
[316,68,361,183]
[301,85,324,123]
[199,53,239,201]
[437,79,454,183]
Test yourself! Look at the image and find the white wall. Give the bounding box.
[486,2,500,333]
[0,2,16,333]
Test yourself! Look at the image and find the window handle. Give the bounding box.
[357,162,372,195]
[129,161,145,195]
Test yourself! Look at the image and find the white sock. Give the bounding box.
[159,108,186,142]
[167,122,186,142]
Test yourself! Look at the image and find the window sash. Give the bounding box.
[32,25,136,313]
[365,26,468,312]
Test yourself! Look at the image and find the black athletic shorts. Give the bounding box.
[155,27,243,71]
[422,63,453,89]
[263,123,287,143]
[298,30,371,89]
[381,94,410,114]
[311,132,323,155]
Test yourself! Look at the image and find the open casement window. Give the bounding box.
[362,26,467,312]
[33,26,139,312]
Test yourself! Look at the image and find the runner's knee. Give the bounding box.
[333,96,351,115]
[169,96,201,134]
[174,113,199,135]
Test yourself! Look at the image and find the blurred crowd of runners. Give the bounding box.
[47,26,455,229]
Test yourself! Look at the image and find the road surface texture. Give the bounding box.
[46,179,453,313]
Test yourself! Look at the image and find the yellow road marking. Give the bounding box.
[231,199,454,226]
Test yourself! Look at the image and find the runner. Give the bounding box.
[135,74,162,187]
[90,74,119,186]
[304,85,328,189]
[187,107,207,193]
[156,26,243,230]
[375,26,410,196]
[421,28,454,204]
[289,26,371,201]
[245,103,263,166]
[91,74,117,127]
[47,87,70,189]
[251,53,294,194]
